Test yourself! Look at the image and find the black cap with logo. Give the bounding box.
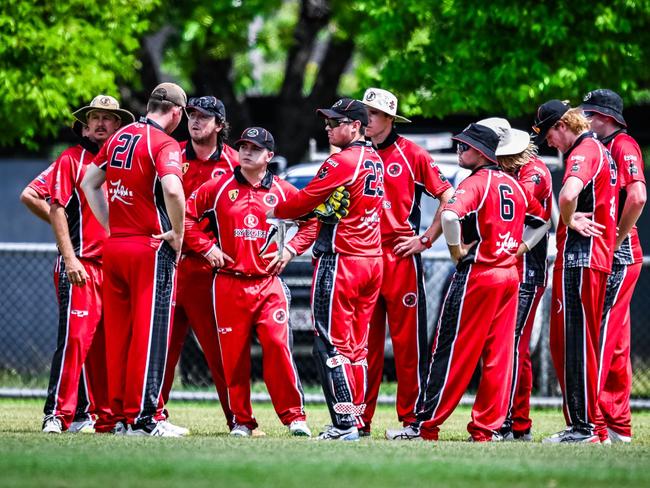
[532,99,571,143]
[187,96,226,122]
[235,127,275,152]
[316,98,369,126]
[581,89,626,127]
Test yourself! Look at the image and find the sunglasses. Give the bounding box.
[583,110,595,119]
[325,118,353,129]
[456,142,471,153]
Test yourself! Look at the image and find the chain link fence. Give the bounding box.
[2,243,650,401]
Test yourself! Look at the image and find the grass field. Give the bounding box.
[2,399,650,487]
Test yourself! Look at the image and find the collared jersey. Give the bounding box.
[29,162,56,200]
[555,132,617,273]
[50,140,107,260]
[93,118,183,238]
[603,130,645,265]
[274,140,384,257]
[185,167,317,277]
[376,131,452,247]
[444,165,546,269]
[516,157,553,286]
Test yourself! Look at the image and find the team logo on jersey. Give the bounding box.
[229,189,239,201]
[264,193,278,207]
[182,162,190,175]
[448,197,456,204]
[244,214,259,228]
[402,293,417,308]
[387,162,402,177]
[108,179,134,205]
[212,168,228,178]
[318,166,329,180]
[246,128,259,137]
[70,309,89,318]
[571,163,580,172]
[495,231,519,256]
[273,309,287,324]
[531,174,541,185]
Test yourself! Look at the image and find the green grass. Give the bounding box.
[1,399,650,487]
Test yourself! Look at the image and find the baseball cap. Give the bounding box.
[235,127,274,152]
[532,99,571,143]
[581,89,626,127]
[361,88,411,123]
[149,82,187,108]
[72,95,135,125]
[452,123,499,163]
[186,96,226,122]
[316,98,368,126]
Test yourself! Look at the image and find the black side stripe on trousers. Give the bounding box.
[137,242,176,422]
[597,264,627,392]
[417,265,470,422]
[414,254,431,408]
[44,257,72,416]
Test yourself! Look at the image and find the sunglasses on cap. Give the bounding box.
[456,142,471,153]
[325,118,353,129]
[188,96,218,108]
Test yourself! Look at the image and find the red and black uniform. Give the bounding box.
[363,131,452,431]
[160,140,238,428]
[598,130,645,440]
[92,117,183,430]
[503,157,553,436]
[44,138,109,429]
[275,140,384,430]
[186,166,315,430]
[416,166,546,441]
[28,162,56,200]
[550,132,617,439]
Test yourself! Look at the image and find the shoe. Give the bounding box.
[126,421,182,437]
[230,424,253,437]
[316,425,359,441]
[542,427,599,444]
[358,428,371,438]
[385,424,422,441]
[468,431,504,442]
[607,428,631,443]
[42,416,63,434]
[68,418,95,434]
[289,420,312,437]
[499,427,515,441]
[160,420,189,436]
[513,428,533,442]
[111,422,127,435]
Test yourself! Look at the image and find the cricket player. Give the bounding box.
[271,98,384,441]
[160,96,238,433]
[582,89,646,443]
[185,127,315,437]
[359,88,453,435]
[532,100,617,444]
[82,83,187,437]
[386,123,548,442]
[42,96,134,433]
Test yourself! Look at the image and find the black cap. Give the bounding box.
[581,89,626,127]
[187,96,226,122]
[235,127,274,152]
[532,99,571,143]
[316,98,368,126]
[452,123,499,163]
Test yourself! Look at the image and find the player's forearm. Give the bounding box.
[424,187,454,243]
[20,188,50,223]
[274,190,326,220]
[161,175,186,236]
[184,216,214,255]
[287,218,318,256]
[50,204,76,261]
[558,193,578,226]
[81,165,109,231]
[616,182,646,246]
[522,219,551,251]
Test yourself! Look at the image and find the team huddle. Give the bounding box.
[21,82,644,443]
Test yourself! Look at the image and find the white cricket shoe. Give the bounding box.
[542,427,599,444]
[607,428,631,443]
[42,416,63,434]
[230,424,253,437]
[385,425,422,441]
[289,420,312,437]
[315,425,359,441]
[68,418,95,434]
[160,420,189,436]
[126,421,182,437]
[112,422,127,436]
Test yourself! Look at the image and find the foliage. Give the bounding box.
[0,0,158,148]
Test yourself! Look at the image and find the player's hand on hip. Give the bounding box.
[206,245,234,269]
[64,256,89,287]
[569,212,605,238]
[152,229,184,255]
[394,235,425,257]
[263,248,294,275]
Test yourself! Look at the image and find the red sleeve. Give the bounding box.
[563,141,598,186]
[155,140,183,179]
[415,150,453,198]
[275,154,352,219]
[442,174,484,219]
[28,162,56,198]
[613,136,645,189]
[282,182,318,255]
[184,182,217,255]
[50,152,76,207]
[518,161,552,221]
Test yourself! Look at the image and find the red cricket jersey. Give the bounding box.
[376,131,452,247]
[516,157,553,286]
[274,140,384,257]
[29,162,56,200]
[555,132,617,273]
[50,141,107,260]
[93,117,183,237]
[444,165,546,269]
[185,167,317,277]
[603,130,645,264]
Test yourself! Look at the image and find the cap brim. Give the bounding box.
[394,115,411,123]
[452,133,497,163]
[581,103,627,127]
[316,108,345,119]
[235,138,272,151]
[72,106,135,125]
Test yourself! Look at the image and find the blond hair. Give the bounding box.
[560,107,590,135]
[497,143,538,174]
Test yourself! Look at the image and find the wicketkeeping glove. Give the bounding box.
[314,186,350,224]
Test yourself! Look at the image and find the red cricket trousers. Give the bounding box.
[161,254,233,428]
[363,249,429,430]
[213,272,306,429]
[417,264,519,441]
[598,262,641,439]
[97,236,176,431]
[550,266,607,438]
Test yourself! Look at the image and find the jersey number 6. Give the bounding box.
[498,184,515,221]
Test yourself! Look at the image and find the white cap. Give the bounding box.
[477,117,529,156]
[362,88,411,123]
